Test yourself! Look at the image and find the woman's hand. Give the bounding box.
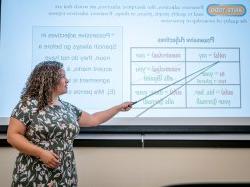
[39,150,60,168]
[118,101,133,112]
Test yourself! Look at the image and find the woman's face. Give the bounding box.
[54,69,69,96]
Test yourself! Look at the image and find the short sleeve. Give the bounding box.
[11,99,32,126]
[68,103,83,121]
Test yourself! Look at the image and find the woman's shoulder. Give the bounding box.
[60,100,73,108]
[60,100,82,118]
[60,100,82,111]
[18,97,38,108]
[11,97,38,118]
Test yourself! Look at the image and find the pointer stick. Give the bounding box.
[132,61,220,106]
[135,61,220,117]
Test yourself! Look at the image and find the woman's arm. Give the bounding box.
[7,117,60,168]
[78,101,133,127]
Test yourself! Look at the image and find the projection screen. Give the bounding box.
[0,0,250,132]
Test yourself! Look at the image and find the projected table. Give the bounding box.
[131,47,240,108]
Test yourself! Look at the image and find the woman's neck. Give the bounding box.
[51,95,59,105]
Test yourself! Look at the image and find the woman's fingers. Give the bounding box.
[46,151,60,168]
[46,163,58,168]
[46,159,60,168]
[50,150,59,159]
[120,101,133,111]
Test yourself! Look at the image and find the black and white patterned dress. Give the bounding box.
[10,98,82,187]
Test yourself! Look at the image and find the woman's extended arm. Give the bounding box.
[7,118,60,168]
[78,101,133,127]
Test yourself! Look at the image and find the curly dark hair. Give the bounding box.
[21,61,64,111]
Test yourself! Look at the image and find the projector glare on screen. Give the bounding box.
[0,0,250,126]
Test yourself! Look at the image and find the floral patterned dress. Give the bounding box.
[10,98,82,187]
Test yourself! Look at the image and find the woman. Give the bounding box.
[7,61,132,186]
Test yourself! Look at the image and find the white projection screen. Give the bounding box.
[0,0,250,133]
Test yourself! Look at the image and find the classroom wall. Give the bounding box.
[1,147,250,187]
